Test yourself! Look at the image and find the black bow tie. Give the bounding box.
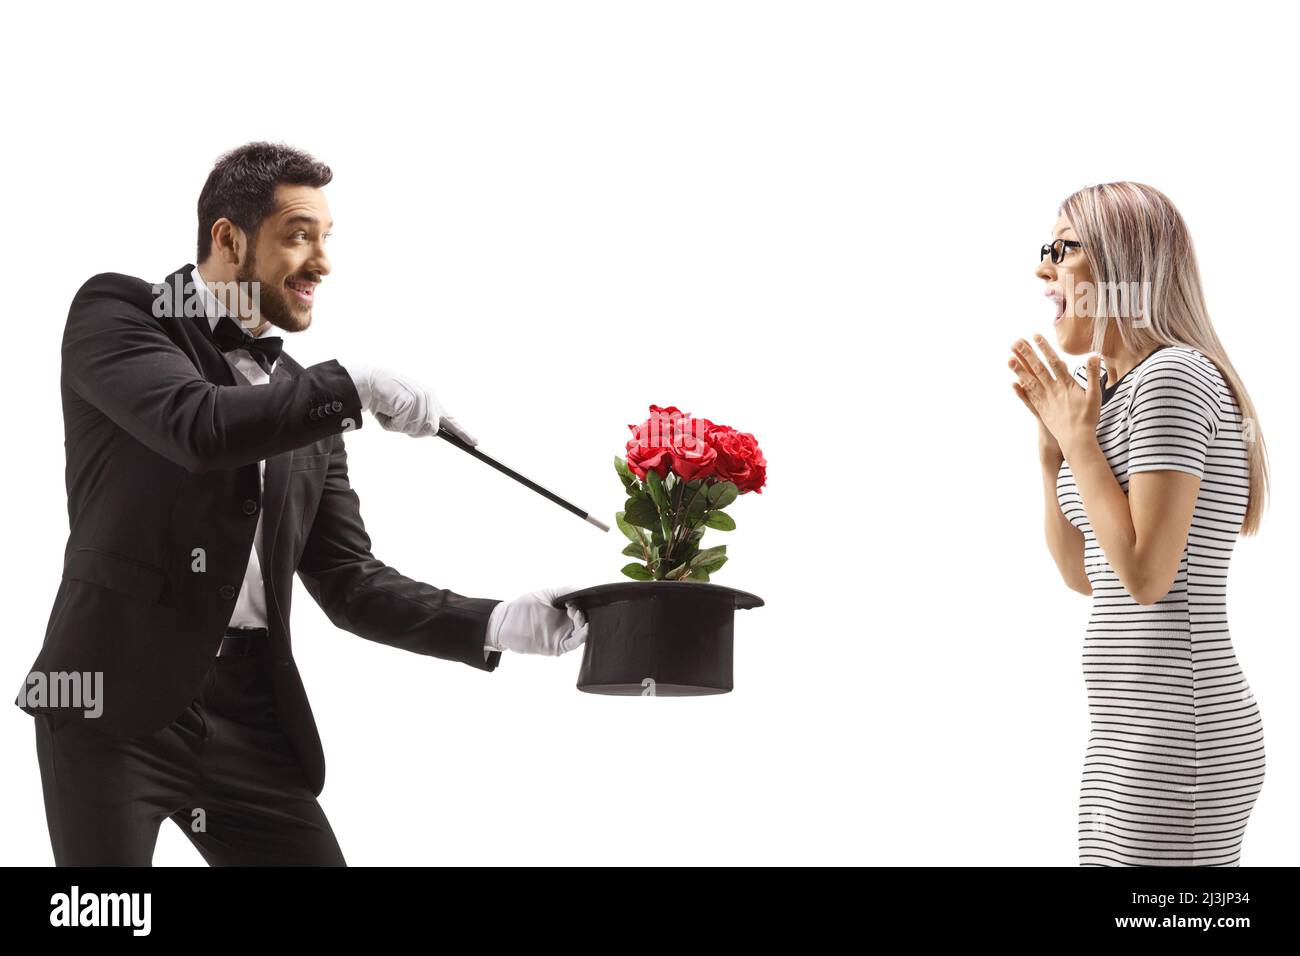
[211,314,284,376]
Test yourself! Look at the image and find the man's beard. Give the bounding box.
[235,251,314,334]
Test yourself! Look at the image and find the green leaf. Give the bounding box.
[688,545,727,569]
[703,511,736,531]
[625,483,653,504]
[624,498,659,530]
[645,468,669,512]
[614,456,636,491]
[621,542,645,558]
[706,481,739,509]
[620,563,654,581]
[686,488,710,519]
[695,554,728,574]
[615,510,648,545]
[687,568,711,582]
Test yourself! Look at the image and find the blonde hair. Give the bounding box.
[1060,181,1269,535]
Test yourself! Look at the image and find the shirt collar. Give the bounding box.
[191,264,228,333]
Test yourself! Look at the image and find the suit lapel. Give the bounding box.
[220,351,252,386]
[260,360,294,640]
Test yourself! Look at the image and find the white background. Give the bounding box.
[0,0,1294,865]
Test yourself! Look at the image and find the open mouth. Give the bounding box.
[286,277,317,305]
[1047,290,1065,324]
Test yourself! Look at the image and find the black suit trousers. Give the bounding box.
[33,653,346,866]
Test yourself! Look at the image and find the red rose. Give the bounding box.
[704,425,766,494]
[625,405,718,482]
[648,404,686,421]
[664,415,717,481]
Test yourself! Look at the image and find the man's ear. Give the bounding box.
[212,219,246,267]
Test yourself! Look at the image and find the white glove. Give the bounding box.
[486,586,589,656]
[346,363,478,444]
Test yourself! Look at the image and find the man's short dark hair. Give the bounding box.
[196,141,333,262]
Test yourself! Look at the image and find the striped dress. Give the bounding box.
[1055,344,1265,866]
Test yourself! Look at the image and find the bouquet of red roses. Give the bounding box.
[615,404,767,582]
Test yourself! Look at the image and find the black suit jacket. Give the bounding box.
[15,263,503,796]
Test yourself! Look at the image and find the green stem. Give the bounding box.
[665,480,708,577]
[655,476,676,574]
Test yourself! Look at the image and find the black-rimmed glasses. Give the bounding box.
[1040,238,1082,263]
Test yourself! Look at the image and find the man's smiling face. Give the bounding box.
[236,183,332,335]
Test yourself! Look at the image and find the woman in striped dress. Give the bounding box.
[1009,182,1269,866]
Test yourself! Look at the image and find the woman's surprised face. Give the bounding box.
[1034,214,1095,355]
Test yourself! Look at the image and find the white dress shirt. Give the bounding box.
[192,265,272,631]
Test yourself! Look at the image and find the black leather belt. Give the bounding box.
[217,626,269,657]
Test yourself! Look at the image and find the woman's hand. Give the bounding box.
[1011,372,1063,464]
[1008,335,1101,460]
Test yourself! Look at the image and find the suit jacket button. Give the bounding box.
[218,584,237,600]
[242,499,258,515]
[331,400,343,412]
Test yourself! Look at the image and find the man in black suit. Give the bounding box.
[14,141,589,865]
